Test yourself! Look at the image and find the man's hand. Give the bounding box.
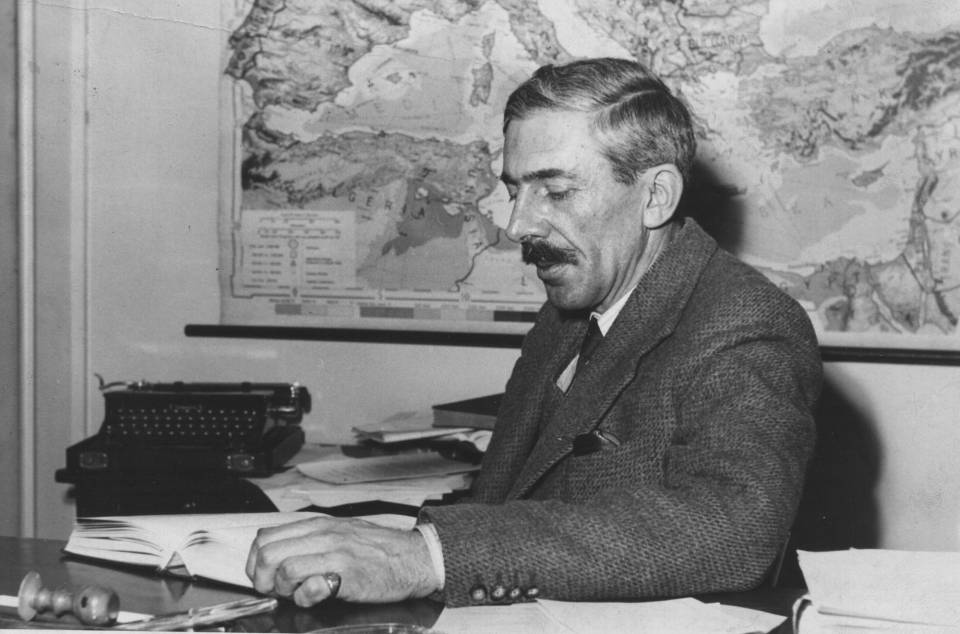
[245,516,441,606]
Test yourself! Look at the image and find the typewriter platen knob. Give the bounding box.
[269,383,311,422]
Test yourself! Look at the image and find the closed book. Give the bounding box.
[353,410,473,443]
[432,393,502,430]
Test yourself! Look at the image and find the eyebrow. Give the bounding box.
[500,167,577,186]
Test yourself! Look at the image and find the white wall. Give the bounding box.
[823,363,960,551]
[29,1,960,551]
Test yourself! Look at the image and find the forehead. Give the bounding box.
[502,109,605,179]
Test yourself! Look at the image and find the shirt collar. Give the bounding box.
[590,288,635,336]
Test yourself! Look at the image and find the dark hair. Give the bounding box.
[503,57,696,184]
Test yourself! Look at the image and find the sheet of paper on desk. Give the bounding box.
[537,598,783,634]
[296,453,480,484]
[433,597,784,634]
[431,602,573,633]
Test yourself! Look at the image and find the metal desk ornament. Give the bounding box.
[17,571,277,630]
[18,570,119,626]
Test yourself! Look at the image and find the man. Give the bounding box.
[246,57,822,607]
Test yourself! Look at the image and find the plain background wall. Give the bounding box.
[23,1,960,552]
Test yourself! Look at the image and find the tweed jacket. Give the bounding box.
[420,218,822,607]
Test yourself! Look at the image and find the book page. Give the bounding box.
[176,526,264,588]
[175,512,319,586]
[65,516,195,568]
[65,512,317,575]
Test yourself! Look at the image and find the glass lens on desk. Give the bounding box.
[306,624,434,633]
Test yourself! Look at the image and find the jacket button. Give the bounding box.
[469,585,487,603]
[508,586,522,601]
[490,584,507,601]
[525,586,540,599]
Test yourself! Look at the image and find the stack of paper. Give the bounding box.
[352,410,492,452]
[794,548,960,632]
[296,453,479,484]
[259,453,478,512]
[353,410,474,443]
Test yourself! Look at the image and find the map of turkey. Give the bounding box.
[219,0,960,345]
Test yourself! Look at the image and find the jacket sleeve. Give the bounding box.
[420,325,821,607]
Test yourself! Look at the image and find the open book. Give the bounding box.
[64,512,417,589]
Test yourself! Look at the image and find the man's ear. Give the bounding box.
[640,164,683,229]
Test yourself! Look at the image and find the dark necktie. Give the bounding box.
[577,317,603,370]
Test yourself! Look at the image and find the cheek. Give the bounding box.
[581,235,622,270]
[601,220,646,258]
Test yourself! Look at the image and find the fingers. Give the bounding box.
[246,517,340,584]
[271,551,342,597]
[249,533,338,595]
[293,572,342,607]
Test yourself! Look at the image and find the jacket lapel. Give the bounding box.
[506,219,718,500]
[470,307,583,501]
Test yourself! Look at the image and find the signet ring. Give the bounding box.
[321,572,342,600]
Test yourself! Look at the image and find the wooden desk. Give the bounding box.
[0,536,801,632]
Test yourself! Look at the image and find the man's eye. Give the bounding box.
[546,189,572,201]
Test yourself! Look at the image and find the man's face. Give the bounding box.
[502,109,652,312]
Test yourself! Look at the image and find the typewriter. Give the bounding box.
[60,379,310,478]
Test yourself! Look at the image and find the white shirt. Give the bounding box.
[554,288,634,392]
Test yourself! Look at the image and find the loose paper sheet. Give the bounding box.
[433,598,784,634]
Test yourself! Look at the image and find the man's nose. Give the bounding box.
[505,193,547,243]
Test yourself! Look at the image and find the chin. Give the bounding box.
[544,288,592,313]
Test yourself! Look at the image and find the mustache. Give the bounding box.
[521,240,578,267]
